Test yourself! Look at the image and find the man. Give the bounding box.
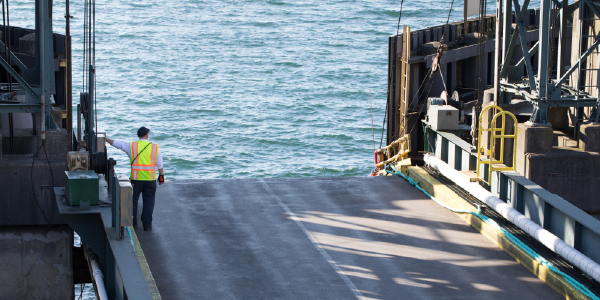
[106,126,164,231]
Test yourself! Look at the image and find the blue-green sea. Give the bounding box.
[11,0,500,181]
[9,0,534,298]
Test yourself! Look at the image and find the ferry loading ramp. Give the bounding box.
[135,176,561,299]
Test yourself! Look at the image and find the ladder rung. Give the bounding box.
[479,156,502,163]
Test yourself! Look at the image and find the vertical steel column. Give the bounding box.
[77,103,81,148]
[532,0,552,124]
[494,0,503,104]
[557,0,569,80]
[88,68,95,153]
[66,0,73,150]
[387,36,399,145]
[464,0,469,36]
[538,0,551,99]
[36,0,56,136]
[502,0,512,80]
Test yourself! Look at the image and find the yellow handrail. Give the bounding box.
[476,106,518,183]
[375,134,411,169]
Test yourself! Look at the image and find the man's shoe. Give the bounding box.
[144,227,152,231]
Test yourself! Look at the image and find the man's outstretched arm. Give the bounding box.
[105,137,131,157]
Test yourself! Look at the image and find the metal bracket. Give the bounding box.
[530,105,549,124]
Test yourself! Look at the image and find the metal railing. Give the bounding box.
[423,123,600,268]
[375,134,411,169]
[476,105,518,183]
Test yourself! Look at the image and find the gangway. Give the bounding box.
[135,177,562,299]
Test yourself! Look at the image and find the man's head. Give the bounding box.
[137,126,150,139]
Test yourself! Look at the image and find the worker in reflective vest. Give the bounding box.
[106,126,164,231]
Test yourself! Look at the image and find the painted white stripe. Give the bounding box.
[259,179,365,300]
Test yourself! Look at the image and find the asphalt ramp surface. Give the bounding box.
[135,176,562,300]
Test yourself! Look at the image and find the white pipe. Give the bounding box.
[424,153,600,283]
[90,258,109,300]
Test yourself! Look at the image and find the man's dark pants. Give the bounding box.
[131,180,157,230]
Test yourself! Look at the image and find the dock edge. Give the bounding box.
[405,166,591,300]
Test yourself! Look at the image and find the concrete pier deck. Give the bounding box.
[135,176,562,299]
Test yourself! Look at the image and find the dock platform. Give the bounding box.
[136,176,562,299]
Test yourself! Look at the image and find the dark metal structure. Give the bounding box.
[497,0,600,125]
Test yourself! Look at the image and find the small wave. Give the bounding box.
[250,21,278,28]
[274,61,303,68]
[267,1,288,6]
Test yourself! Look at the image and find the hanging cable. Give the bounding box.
[6,0,10,92]
[42,141,56,229]
[381,0,406,149]
[2,0,7,92]
[439,67,449,95]
[386,0,453,150]
[403,68,436,139]
[93,0,97,138]
[379,98,388,148]
[395,0,405,36]
[30,143,51,226]
[402,0,455,141]
[440,0,456,44]
[78,283,85,300]
[82,0,87,93]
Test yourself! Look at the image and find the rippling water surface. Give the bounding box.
[13,0,487,180]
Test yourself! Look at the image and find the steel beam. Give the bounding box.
[514,0,538,92]
[0,41,29,73]
[494,0,502,104]
[551,33,600,92]
[515,41,539,69]
[502,0,513,81]
[0,104,42,113]
[36,0,56,97]
[557,0,569,79]
[0,55,39,101]
[500,0,531,80]
[538,0,552,99]
[584,0,600,19]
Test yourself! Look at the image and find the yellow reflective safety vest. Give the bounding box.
[130,140,159,181]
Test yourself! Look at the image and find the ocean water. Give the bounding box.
[10,0,498,180]
[8,0,529,298]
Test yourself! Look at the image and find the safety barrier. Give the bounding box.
[476,105,518,183]
[422,121,600,284]
[375,134,411,169]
